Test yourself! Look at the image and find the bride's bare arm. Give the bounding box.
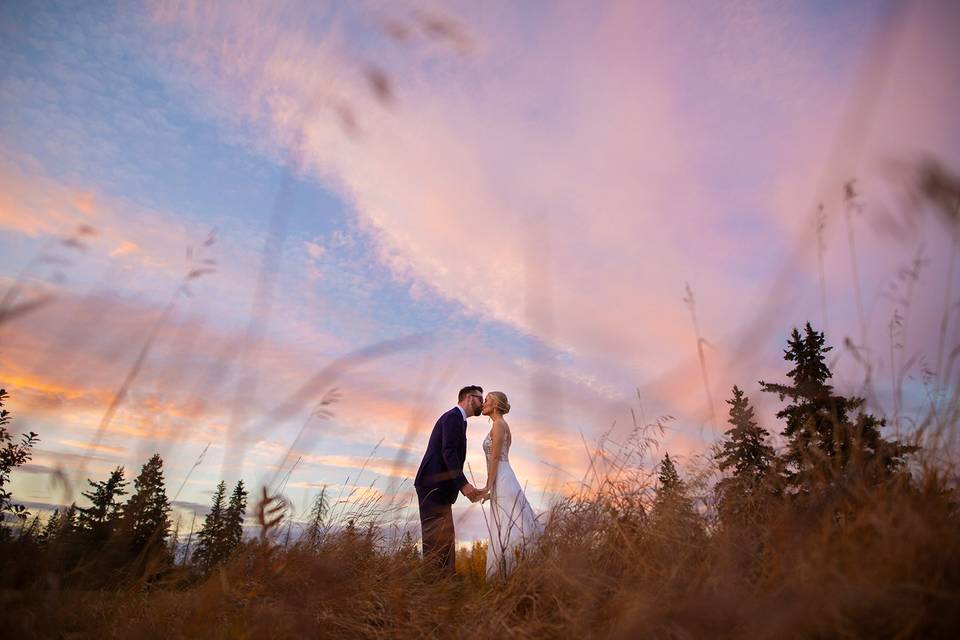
[484,420,506,493]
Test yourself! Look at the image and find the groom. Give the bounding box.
[414,385,487,572]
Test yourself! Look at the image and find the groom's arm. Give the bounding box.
[440,412,468,490]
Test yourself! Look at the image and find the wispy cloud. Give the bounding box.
[60,439,127,455]
[141,1,960,420]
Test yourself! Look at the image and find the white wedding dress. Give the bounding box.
[482,426,543,578]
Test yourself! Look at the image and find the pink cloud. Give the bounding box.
[140,0,960,533]
[139,3,862,393]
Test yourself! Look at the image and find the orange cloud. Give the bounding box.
[0,169,85,237]
[60,439,127,455]
[0,368,115,417]
[109,240,140,257]
[73,191,95,216]
[298,453,418,480]
[1,371,94,402]
[0,159,221,283]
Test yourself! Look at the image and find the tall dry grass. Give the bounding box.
[2,413,957,639]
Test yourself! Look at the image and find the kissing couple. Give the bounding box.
[414,385,543,578]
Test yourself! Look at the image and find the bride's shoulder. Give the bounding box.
[492,417,508,432]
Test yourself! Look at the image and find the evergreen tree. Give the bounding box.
[656,453,683,498]
[715,386,779,526]
[19,513,42,543]
[222,480,247,556]
[716,386,776,482]
[398,530,418,559]
[77,466,127,546]
[40,508,61,544]
[193,480,227,571]
[61,503,78,535]
[121,453,171,560]
[760,323,916,488]
[0,388,39,529]
[44,502,78,548]
[639,453,706,561]
[651,453,703,544]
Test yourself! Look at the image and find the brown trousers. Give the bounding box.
[416,487,456,573]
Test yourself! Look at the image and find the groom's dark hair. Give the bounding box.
[458,385,483,401]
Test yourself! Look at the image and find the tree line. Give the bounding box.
[648,321,917,547]
[0,392,251,584]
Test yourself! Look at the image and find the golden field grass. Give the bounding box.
[2,423,958,640]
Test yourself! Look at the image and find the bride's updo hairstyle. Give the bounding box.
[489,391,510,415]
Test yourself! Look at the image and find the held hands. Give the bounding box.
[461,483,490,503]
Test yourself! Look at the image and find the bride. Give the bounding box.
[480,391,543,577]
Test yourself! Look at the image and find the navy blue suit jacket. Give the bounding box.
[414,407,468,505]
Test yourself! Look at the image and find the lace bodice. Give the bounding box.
[482,426,511,462]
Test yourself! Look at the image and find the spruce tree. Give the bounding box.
[121,454,171,561]
[61,503,78,535]
[193,480,227,572]
[222,480,247,556]
[715,386,778,525]
[760,322,916,488]
[77,466,127,546]
[657,453,682,496]
[48,502,79,562]
[398,530,418,559]
[40,508,61,544]
[19,513,42,543]
[716,386,776,483]
[651,453,703,545]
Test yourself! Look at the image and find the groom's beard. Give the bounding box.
[473,406,482,417]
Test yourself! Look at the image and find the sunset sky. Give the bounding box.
[2,0,959,542]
